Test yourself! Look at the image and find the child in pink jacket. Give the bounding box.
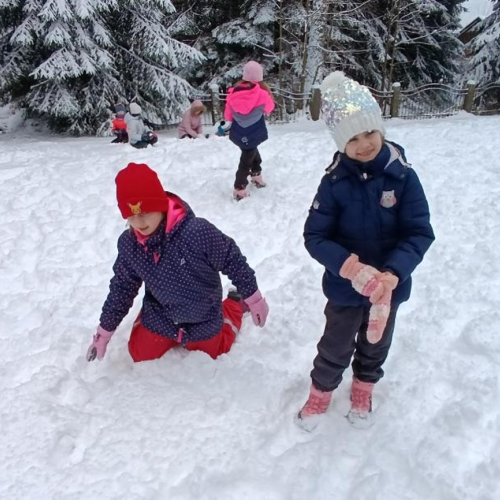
[224,61,275,201]
[178,100,206,139]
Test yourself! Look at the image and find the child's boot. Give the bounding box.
[347,376,375,429]
[296,384,333,432]
[233,188,249,201]
[251,174,266,188]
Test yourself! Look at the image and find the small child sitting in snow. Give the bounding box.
[110,103,128,144]
[296,72,435,430]
[178,100,206,139]
[87,163,269,363]
[125,103,158,149]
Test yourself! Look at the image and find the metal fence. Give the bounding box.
[370,84,469,120]
[473,83,500,115]
[196,87,312,127]
[155,81,500,132]
[194,81,500,128]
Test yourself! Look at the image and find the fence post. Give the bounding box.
[390,82,401,118]
[463,80,476,113]
[274,90,284,122]
[209,83,221,124]
[310,85,321,121]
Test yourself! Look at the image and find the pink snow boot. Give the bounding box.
[347,376,375,428]
[233,188,249,201]
[251,174,266,188]
[296,384,333,431]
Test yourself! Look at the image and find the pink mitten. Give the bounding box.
[244,290,269,327]
[86,326,115,361]
[367,272,399,344]
[340,254,383,299]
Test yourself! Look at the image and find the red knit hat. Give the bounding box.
[115,163,169,218]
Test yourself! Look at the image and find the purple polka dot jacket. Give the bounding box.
[99,192,258,343]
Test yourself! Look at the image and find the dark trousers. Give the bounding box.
[111,130,128,143]
[311,301,399,392]
[234,148,262,189]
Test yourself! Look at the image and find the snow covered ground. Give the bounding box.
[1,113,499,500]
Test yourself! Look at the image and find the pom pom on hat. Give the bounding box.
[129,102,142,115]
[321,71,385,152]
[242,61,264,83]
[115,163,169,219]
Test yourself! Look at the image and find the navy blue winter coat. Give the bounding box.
[304,142,435,306]
[99,193,258,342]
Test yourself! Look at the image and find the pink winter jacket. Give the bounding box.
[178,100,204,138]
[224,84,275,123]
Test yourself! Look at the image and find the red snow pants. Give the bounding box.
[128,299,243,362]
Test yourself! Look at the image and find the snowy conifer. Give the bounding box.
[467,1,500,85]
[0,0,204,134]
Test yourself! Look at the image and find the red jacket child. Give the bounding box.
[111,104,129,143]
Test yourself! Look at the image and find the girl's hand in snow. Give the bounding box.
[86,326,115,361]
[244,290,269,327]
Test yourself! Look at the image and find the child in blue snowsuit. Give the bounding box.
[297,72,435,430]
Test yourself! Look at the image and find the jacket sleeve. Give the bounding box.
[195,218,258,299]
[223,104,233,122]
[99,238,143,331]
[304,176,351,276]
[223,88,234,122]
[382,169,435,282]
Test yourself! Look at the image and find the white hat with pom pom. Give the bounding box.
[321,71,385,152]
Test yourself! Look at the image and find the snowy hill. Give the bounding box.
[1,115,499,500]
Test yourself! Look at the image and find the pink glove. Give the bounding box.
[367,272,399,344]
[244,290,269,327]
[339,254,383,301]
[86,326,115,361]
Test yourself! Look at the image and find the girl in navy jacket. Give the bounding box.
[297,72,434,430]
[87,163,269,363]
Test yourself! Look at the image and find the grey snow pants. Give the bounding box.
[311,301,399,392]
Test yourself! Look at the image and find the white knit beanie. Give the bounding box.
[321,71,385,152]
[129,102,142,115]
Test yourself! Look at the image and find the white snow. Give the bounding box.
[1,113,500,500]
[462,0,494,26]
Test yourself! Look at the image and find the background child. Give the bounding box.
[297,72,435,430]
[125,103,158,149]
[87,162,269,363]
[111,103,128,143]
[214,119,231,137]
[178,100,206,139]
[224,61,275,201]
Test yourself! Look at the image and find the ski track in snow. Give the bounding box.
[0,115,499,500]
